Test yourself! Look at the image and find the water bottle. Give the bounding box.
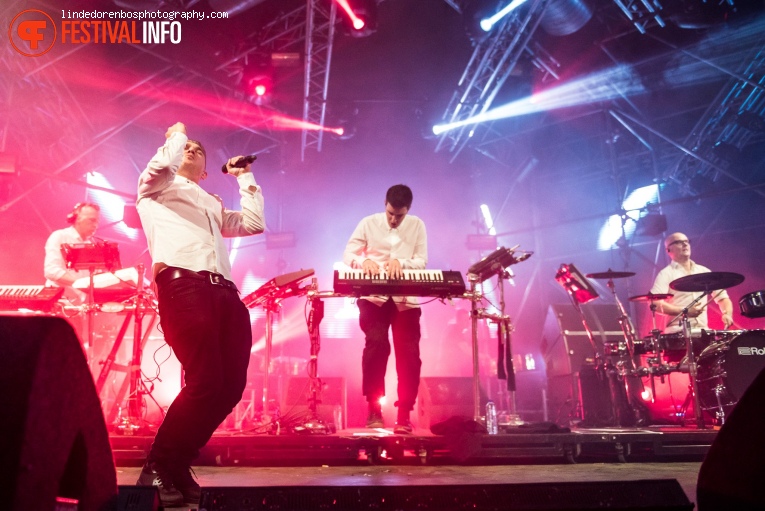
[333,405,343,431]
[485,400,498,435]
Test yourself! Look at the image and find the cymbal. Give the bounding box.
[586,269,636,280]
[669,271,745,292]
[629,293,673,303]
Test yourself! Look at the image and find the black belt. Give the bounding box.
[156,267,238,292]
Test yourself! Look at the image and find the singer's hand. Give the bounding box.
[224,155,251,177]
[166,122,186,139]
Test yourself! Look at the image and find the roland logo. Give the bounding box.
[738,347,765,356]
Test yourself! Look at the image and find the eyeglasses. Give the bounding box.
[668,239,690,248]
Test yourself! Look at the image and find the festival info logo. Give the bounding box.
[9,9,57,57]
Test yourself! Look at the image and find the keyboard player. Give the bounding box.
[343,184,427,434]
[43,202,101,305]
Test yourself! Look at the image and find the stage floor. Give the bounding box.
[113,425,712,510]
[116,462,702,511]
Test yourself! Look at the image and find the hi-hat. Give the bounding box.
[586,269,636,280]
[669,272,745,293]
[629,293,673,303]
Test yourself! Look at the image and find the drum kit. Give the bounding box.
[582,268,765,428]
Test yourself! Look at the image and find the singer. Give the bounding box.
[135,122,266,506]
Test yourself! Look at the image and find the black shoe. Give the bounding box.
[172,465,201,504]
[394,420,413,434]
[394,409,413,434]
[366,402,384,428]
[136,461,184,507]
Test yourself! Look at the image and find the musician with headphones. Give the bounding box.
[650,232,734,332]
[43,202,101,303]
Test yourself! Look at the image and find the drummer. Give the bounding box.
[650,232,734,332]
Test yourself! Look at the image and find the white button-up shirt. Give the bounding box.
[343,212,427,310]
[137,132,265,282]
[43,225,92,303]
[650,259,729,332]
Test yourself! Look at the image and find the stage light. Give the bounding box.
[480,0,528,32]
[86,171,138,240]
[597,184,659,250]
[480,204,496,235]
[242,57,274,105]
[336,0,377,37]
[432,65,644,135]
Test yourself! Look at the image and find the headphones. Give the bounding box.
[66,202,100,224]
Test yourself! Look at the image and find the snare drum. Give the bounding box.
[696,330,765,422]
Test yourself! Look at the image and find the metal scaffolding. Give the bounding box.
[301,0,338,161]
[434,0,549,162]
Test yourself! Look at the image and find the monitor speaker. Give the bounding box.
[0,316,117,511]
[417,377,486,431]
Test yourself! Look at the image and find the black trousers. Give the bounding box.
[358,298,422,412]
[149,270,252,466]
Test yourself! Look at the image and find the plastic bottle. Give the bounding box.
[485,400,498,434]
[333,405,343,431]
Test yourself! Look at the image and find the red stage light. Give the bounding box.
[253,83,268,97]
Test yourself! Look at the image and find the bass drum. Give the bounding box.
[696,330,765,422]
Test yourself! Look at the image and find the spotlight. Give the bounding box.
[337,0,377,37]
[242,57,274,104]
[480,0,529,32]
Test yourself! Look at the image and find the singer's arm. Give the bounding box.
[219,172,266,237]
[137,131,186,198]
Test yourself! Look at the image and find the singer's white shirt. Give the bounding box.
[137,132,265,282]
[343,212,427,310]
[650,259,729,332]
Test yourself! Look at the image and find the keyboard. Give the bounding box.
[0,285,65,311]
[333,269,466,297]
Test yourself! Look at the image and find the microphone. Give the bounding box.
[221,154,257,174]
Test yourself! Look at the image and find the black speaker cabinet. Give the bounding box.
[0,316,117,511]
[281,377,347,428]
[417,377,487,430]
[698,366,765,509]
[542,304,624,426]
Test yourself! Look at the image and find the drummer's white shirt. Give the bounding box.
[651,260,730,333]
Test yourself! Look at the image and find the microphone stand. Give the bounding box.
[468,274,483,422]
[294,279,330,434]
